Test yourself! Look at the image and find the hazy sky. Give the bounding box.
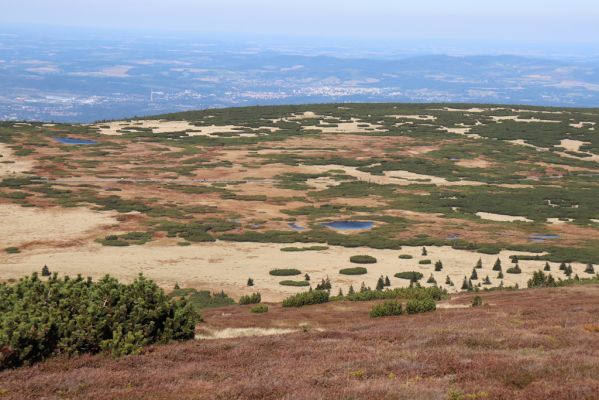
[2,0,599,43]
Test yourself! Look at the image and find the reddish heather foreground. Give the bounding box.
[1,286,599,400]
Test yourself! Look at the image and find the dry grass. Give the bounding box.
[1,285,598,399]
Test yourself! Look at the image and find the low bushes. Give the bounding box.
[399,254,413,259]
[281,246,329,252]
[269,268,302,276]
[340,267,368,275]
[282,290,329,307]
[527,270,557,288]
[406,298,436,314]
[394,271,424,281]
[279,280,310,287]
[370,301,403,318]
[506,264,522,274]
[350,255,377,264]
[250,304,268,313]
[418,259,432,265]
[4,247,20,254]
[342,286,446,302]
[0,273,197,369]
[239,292,261,305]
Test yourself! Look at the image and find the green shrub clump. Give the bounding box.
[506,264,522,274]
[4,247,20,254]
[370,301,403,318]
[527,270,557,288]
[339,267,368,275]
[419,259,432,265]
[0,273,196,370]
[269,268,302,276]
[239,292,261,305]
[406,298,437,314]
[282,290,329,307]
[279,280,310,287]
[394,271,424,281]
[250,304,269,313]
[399,254,413,259]
[349,255,377,264]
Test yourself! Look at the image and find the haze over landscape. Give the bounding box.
[1,2,599,399]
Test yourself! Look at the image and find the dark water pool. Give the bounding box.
[55,137,97,145]
[322,221,374,230]
[529,234,560,242]
[288,223,306,231]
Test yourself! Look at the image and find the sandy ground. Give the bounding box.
[570,122,596,128]
[0,143,34,177]
[476,212,533,223]
[93,120,277,137]
[302,119,387,134]
[0,238,585,301]
[304,164,487,187]
[559,139,589,152]
[547,218,573,225]
[0,204,119,248]
[491,116,561,123]
[455,157,493,168]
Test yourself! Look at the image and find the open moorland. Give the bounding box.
[2,103,599,398]
[1,285,598,399]
[2,104,599,300]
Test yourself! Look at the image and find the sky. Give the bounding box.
[2,0,599,44]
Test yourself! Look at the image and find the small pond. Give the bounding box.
[288,223,306,231]
[322,221,374,231]
[54,137,97,145]
[529,234,560,242]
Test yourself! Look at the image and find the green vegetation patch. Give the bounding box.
[279,280,310,287]
[250,304,269,313]
[269,268,302,276]
[370,300,403,318]
[168,288,235,311]
[1,273,196,369]
[281,245,329,252]
[394,271,424,281]
[406,298,437,314]
[282,290,330,307]
[340,267,368,275]
[349,255,377,264]
[239,292,261,305]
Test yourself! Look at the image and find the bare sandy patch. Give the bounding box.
[304,164,485,187]
[0,204,118,248]
[455,158,493,168]
[558,139,589,152]
[491,116,561,124]
[0,143,34,177]
[547,218,573,225]
[570,122,596,128]
[94,120,277,137]
[476,212,532,223]
[196,327,296,340]
[302,119,387,134]
[0,240,578,301]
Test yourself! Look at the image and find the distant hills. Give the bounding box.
[1,33,599,122]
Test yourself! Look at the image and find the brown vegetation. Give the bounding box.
[1,285,598,399]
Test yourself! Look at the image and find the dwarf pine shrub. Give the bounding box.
[406,298,436,314]
[282,290,329,307]
[370,301,403,318]
[0,273,196,369]
[239,292,261,305]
